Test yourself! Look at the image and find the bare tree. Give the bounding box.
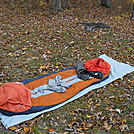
[101,0,112,7]
[52,0,62,12]
[86,0,89,8]
[63,0,69,9]
[130,2,134,20]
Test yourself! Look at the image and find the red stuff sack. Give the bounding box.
[0,82,32,112]
[84,58,110,75]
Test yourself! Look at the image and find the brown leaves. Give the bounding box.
[9,126,19,131]
[103,121,112,131]
[23,126,30,133]
[1,3,134,134]
[38,62,52,73]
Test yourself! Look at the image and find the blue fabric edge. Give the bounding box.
[0,74,109,116]
[21,67,75,84]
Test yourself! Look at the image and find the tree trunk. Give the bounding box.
[130,2,134,20]
[52,0,62,12]
[101,0,112,8]
[86,0,89,8]
[63,0,69,9]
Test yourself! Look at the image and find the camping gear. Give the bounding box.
[84,58,110,74]
[0,82,32,113]
[0,54,133,129]
[75,62,104,80]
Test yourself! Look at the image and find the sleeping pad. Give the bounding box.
[0,68,110,116]
[0,54,134,129]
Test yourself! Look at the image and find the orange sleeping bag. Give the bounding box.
[24,69,110,106]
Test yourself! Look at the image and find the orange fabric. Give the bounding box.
[25,69,77,91]
[25,69,110,106]
[0,82,32,112]
[84,58,110,75]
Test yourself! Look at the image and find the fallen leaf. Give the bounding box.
[110,84,114,87]
[103,121,112,131]
[87,123,94,128]
[116,109,121,114]
[9,126,19,131]
[119,124,129,132]
[23,126,30,133]
[40,65,46,69]
[128,111,134,118]
[86,115,92,118]
[48,128,54,131]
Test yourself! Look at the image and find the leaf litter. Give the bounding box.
[0,3,134,134]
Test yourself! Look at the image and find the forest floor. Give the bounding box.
[0,4,134,134]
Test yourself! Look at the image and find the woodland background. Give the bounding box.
[0,0,134,133]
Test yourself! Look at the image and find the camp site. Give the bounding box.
[0,0,134,133]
